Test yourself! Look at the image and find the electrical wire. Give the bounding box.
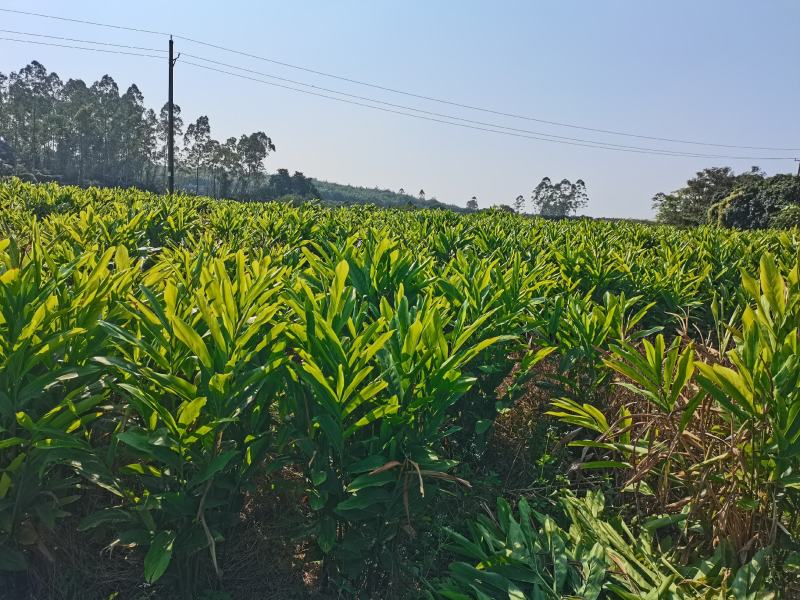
[0,7,168,36]
[0,28,166,53]
[181,60,794,160]
[0,36,163,59]
[2,6,797,152]
[181,52,793,159]
[0,33,791,160]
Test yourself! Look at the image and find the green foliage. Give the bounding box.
[537,291,654,400]
[1,179,797,597]
[284,254,510,585]
[0,236,129,570]
[653,165,800,229]
[722,173,800,229]
[259,168,319,201]
[85,252,287,588]
[695,253,800,533]
[604,333,695,413]
[771,204,800,229]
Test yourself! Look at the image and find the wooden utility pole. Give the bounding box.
[168,36,176,194]
[795,158,800,176]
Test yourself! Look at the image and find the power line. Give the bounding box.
[0,36,163,59]
[1,6,797,153]
[6,27,709,156]
[181,52,795,160]
[181,60,793,160]
[0,7,168,36]
[0,28,166,53]
[0,33,791,160]
[169,38,800,153]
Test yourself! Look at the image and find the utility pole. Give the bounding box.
[795,158,800,177]
[168,36,176,194]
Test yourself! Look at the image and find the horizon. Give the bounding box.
[1,1,798,218]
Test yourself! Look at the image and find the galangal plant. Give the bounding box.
[83,250,287,593]
[284,258,510,591]
[436,251,554,434]
[0,238,133,571]
[536,291,655,402]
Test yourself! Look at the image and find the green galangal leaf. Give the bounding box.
[144,530,174,583]
[759,253,785,315]
[475,419,492,435]
[78,507,132,531]
[318,515,336,554]
[177,396,207,427]
[346,469,397,493]
[169,313,212,369]
[188,450,239,488]
[578,542,606,600]
[335,487,391,512]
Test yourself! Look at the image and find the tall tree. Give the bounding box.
[0,72,7,131]
[61,78,95,184]
[90,75,121,183]
[0,62,277,197]
[119,84,151,185]
[237,131,275,195]
[720,173,800,229]
[214,137,242,198]
[7,61,62,172]
[262,168,319,200]
[183,115,211,193]
[531,177,588,217]
[513,194,525,213]
[140,108,160,188]
[467,196,478,210]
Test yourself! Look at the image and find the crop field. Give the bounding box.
[0,179,798,598]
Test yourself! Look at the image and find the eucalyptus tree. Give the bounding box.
[158,102,184,184]
[237,131,275,196]
[6,61,62,172]
[0,61,277,197]
[183,115,212,193]
[531,177,588,217]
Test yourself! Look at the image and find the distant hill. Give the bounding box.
[312,179,466,211]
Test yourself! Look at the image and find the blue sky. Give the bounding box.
[2,1,798,218]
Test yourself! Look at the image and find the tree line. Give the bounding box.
[0,60,599,214]
[0,60,320,200]
[9,60,794,227]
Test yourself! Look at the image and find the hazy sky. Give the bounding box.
[2,1,799,218]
